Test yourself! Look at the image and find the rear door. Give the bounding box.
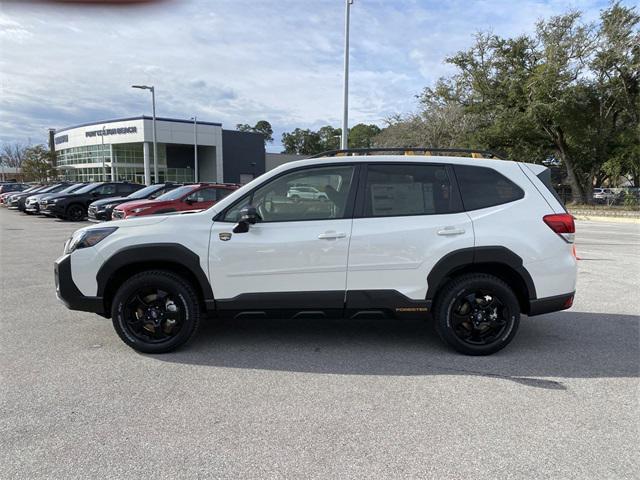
[346,162,474,308]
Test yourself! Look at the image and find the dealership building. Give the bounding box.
[53,116,265,185]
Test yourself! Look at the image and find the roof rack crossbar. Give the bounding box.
[309,147,503,159]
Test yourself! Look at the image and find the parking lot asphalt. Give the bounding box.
[1,209,638,480]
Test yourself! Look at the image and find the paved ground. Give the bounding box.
[1,209,638,479]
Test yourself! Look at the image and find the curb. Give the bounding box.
[572,214,640,224]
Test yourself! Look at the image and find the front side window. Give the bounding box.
[363,164,459,217]
[454,165,524,211]
[94,184,117,195]
[223,165,355,222]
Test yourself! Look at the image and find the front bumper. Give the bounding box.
[42,203,65,217]
[88,206,110,222]
[25,204,40,213]
[54,254,105,316]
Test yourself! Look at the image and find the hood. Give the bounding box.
[115,198,170,211]
[73,215,170,237]
[90,196,129,207]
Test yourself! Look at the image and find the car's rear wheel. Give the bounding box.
[66,204,85,221]
[111,270,201,353]
[433,273,520,355]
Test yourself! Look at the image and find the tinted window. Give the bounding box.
[223,165,355,222]
[363,164,459,217]
[117,183,138,195]
[454,165,524,211]
[536,168,566,210]
[95,184,117,195]
[216,188,234,201]
[187,188,217,202]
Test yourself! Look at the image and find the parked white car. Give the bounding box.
[55,149,577,355]
[287,186,328,202]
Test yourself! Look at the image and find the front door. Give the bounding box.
[209,164,358,314]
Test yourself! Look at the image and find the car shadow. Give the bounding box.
[154,311,639,388]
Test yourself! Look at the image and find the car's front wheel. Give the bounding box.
[111,270,201,353]
[433,273,520,355]
[66,204,85,221]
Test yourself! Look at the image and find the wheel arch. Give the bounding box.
[97,243,214,317]
[426,247,536,314]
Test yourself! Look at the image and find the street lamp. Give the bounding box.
[341,0,354,150]
[132,84,158,185]
[191,116,198,183]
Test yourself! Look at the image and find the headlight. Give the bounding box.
[64,227,118,255]
[51,198,59,203]
[132,207,150,214]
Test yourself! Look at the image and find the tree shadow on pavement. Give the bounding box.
[155,311,639,385]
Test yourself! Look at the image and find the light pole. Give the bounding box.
[341,0,354,150]
[191,116,198,182]
[132,84,158,184]
[101,126,106,181]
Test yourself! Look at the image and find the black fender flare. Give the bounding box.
[426,246,537,301]
[96,243,214,305]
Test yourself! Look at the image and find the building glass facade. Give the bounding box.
[57,143,195,183]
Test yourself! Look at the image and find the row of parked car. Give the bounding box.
[0,180,240,221]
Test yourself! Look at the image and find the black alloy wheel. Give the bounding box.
[66,204,85,221]
[112,270,200,353]
[434,273,520,355]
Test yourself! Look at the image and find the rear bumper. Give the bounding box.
[528,292,575,316]
[55,254,105,316]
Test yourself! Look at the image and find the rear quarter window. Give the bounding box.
[454,165,524,211]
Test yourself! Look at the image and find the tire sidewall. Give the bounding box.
[67,204,85,221]
[436,276,520,355]
[112,273,197,353]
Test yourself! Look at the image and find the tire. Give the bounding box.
[433,273,520,355]
[111,270,201,353]
[66,204,85,221]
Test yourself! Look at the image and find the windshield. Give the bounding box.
[60,184,85,193]
[127,184,165,199]
[156,185,195,201]
[73,182,102,194]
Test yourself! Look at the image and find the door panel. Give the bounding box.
[346,214,473,300]
[209,219,352,306]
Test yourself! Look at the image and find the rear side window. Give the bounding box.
[536,168,566,210]
[453,165,524,211]
[363,164,461,217]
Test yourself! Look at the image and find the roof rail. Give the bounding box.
[309,147,503,159]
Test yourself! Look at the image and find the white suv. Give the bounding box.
[55,149,577,355]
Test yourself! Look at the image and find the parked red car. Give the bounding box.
[112,183,239,219]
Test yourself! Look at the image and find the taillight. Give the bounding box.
[543,213,575,243]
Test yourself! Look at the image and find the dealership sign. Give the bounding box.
[85,126,137,138]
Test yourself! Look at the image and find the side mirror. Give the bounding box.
[185,198,194,205]
[232,205,259,234]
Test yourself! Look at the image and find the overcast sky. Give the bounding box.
[0,0,624,152]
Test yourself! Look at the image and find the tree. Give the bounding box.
[348,123,381,148]
[376,3,639,202]
[281,128,323,155]
[1,142,27,168]
[20,145,57,182]
[237,120,274,144]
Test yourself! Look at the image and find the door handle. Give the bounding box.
[318,232,347,240]
[437,227,466,236]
